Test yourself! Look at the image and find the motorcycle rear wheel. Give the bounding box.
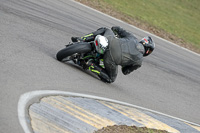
[56,42,92,61]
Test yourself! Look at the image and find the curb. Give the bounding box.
[18,90,200,133]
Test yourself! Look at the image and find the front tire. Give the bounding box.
[56,42,92,61]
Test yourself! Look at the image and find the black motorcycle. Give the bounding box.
[56,40,105,70]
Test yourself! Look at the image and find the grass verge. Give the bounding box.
[94,125,169,133]
[75,0,200,54]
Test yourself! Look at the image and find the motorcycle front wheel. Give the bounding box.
[56,42,92,61]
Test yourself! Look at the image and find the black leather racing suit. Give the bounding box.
[83,26,144,83]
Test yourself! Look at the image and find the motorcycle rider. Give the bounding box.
[71,26,155,83]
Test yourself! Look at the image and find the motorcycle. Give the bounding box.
[56,40,105,70]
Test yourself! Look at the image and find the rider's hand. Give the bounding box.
[111,26,120,33]
[111,26,121,37]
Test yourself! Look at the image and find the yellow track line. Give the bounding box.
[30,110,71,133]
[185,123,200,132]
[42,96,115,129]
[99,101,180,133]
[55,96,115,125]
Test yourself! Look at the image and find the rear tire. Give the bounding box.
[56,42,92,61]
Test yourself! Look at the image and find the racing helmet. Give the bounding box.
[94,35,109,54]
[139,36,155,56]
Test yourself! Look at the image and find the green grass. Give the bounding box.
[103,0,200,49]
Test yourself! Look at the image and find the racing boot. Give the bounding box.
[86,59,112,83]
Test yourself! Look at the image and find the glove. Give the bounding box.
[111,26,120,35]
[111,26,120,32]
[111,26,131,38]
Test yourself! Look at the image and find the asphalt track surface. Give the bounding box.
[0,0,199,132]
